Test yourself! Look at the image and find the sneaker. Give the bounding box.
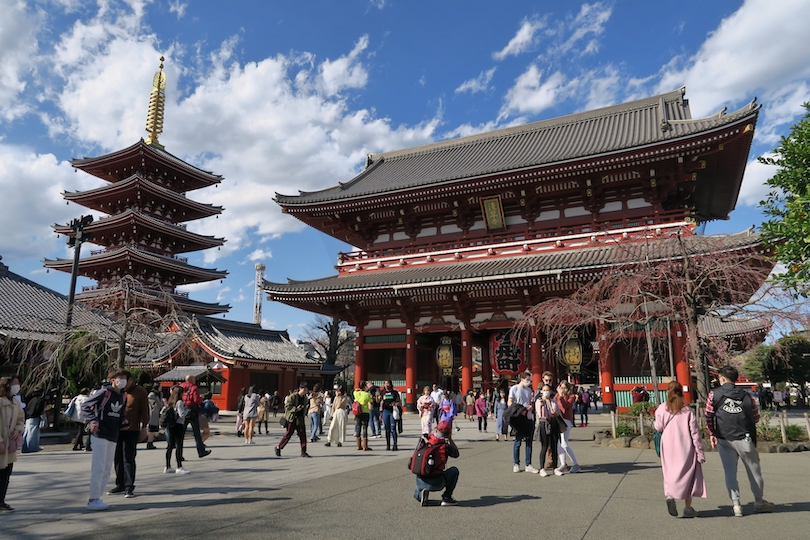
[86,499,110,511]
[440,497,458,506]
[274,447,281,457]
[324,442,331,447]
[667,497,678,517]
[124,491,135,499]
[554,468,564,476]
[199,450,212,458]
[337,442,342,447]
[525,465,540,474]
[107,485,126,495]
[754,500,775,513]
[513,464,521,473]
[175,467,190,474]
[0,503,15,512]
[682,506,698,518]
[146,443,157,450]
[244,440,250,445]
[300,452,312,458]
[163,467,175,474]
[420,489,429,507]
[570,465,581,473]
[733,504,744,517]
[249,440,256,445]
[557,465,569,473]
[539,468,549,477]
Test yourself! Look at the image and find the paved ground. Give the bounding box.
[7,411,810,540]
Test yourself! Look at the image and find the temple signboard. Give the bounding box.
[489,330,527,375]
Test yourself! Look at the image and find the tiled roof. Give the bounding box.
[699,316,771,338]
[276,88,759,206]
[0,256,115,343]
[191,316,321,365]
[155,365,226,383]
[264,228,764,297]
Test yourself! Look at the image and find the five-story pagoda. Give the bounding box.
[45,58,229,316]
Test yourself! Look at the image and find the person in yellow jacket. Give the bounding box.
[353,381,374,451]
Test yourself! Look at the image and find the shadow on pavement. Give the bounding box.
[461,494,541,507]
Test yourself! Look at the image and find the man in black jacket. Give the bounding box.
[705,366,774,517]
[274,383,311,458]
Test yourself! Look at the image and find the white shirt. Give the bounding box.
[508,383,534,420]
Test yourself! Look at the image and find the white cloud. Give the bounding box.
[493,18,546,60]
[737,155,777,207]
[369,0,386,8]
[582,65,620,110]
[0,0,40,120]
[499,67,574,120]
[455,68,497,94]
[556,2,612,57]
[168,0,187,18]
[246,248,273,262]
[656,0,810,118]
[316,35,370,96]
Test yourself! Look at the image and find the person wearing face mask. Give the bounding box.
[21,388,46,453]
[81,369,130,511]
[109,372,149,498]
[534,385,563,477]
[0,376,25,512]
[508,371,538,473]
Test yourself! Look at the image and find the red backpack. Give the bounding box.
[408,436,443,476]
[352,400,362,416]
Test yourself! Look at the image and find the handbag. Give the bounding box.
[279,417,289,428]
[392,405,400,421]
[654,415,674,457]
[557,416,568,433]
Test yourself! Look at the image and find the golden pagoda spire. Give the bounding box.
[145,56,166,149]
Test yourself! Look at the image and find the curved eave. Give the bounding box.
[74,286,230,316]
[63,174,223,221]
[44,246,228,284]
[275,90,759,207]
[54,209,225,252]
[71,140,223,191]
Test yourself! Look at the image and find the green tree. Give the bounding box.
[759,103,810,293]
[775,334,810,405]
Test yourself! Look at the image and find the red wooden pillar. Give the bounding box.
[671,321,693,404]
[405,325,417,412]
[461,325,473,394]
[530,326,543,390]
[354,326,366,384]
[598,321,615,411]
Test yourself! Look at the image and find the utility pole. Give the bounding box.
[65,215,94,329]
[254,263,265,325]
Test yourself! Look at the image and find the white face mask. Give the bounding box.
[116,379,128,390]
[542,391,551,399]
[10,384,20,395]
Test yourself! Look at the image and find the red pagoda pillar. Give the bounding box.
[461,325,473,394]
[530,326,543,390]
[405,325,417,412]
[598,321,615,411]
[671,321,693,404]
[354,326,366,385]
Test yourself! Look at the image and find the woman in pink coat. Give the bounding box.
[654,380,706,518]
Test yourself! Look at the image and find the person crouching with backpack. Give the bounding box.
[414,420,460,507]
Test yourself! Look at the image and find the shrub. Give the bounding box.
[615,424,634,437]
[785,424,807,442]
[627,401,654,416]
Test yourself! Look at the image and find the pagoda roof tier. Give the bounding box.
[276,88,759,247]
[54,208,225,254]
[263,228,770,319]
[63,173,223,222]
[71,140,222,192]
[44,245,227,287]
[73,285,230,316]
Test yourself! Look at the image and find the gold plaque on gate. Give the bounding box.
[480,195,506,232]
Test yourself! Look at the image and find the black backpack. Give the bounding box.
[408,436,442,476]
[159,405,177,428]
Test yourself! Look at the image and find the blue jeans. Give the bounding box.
[309,412,321,440]
[370,407,381,436]
[382,409,397,447]
[22,417,41,453]
[414,467,459,502]
[513,427,534,465]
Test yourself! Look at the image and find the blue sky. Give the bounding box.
[1,0,809,340]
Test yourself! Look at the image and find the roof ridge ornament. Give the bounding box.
[145,56,167,149]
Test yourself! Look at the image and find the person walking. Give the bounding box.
[655,380,706,518]
[0,376,25,512]
[353,380,374,451]
[270,390,281,417]
[325,386,347,447]
[110,373,149,498]
[275,383,311,458]
[242,386,261,445]
[494,389,508,442]
[308,384,324,443]
[146,385,162,450]
[380,380,402,451]
[579,387,590,427]
[322,391,333,435]
[257,392,269,435]
[465,391,475,422]
[180,375,211,458]
[82,369,130,511]
[534,384,563,477]
[508,371,538,473]
[556,381,581,473]
[21,389,45,453]
[163,385,190,474]
[67,388,90,451]
[235,387,247,438]
[416,386,435,436]
[475,392,488,432]
[705,365,775,516]
[439,390,458,436]
[367,382,381,439]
